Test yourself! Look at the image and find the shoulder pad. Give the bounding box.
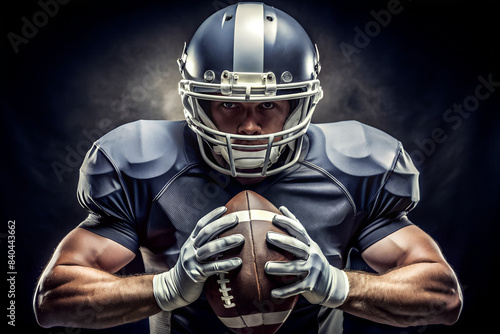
[92,120,190,179]
[311,121,400,177]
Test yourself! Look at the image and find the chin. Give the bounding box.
[235,169,266,185]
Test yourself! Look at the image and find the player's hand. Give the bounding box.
[153,207,244,311]
[265,206,349,308]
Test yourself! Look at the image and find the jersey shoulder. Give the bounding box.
[85,120,196,180]
[307,120,401,176]
[78,120,198,227]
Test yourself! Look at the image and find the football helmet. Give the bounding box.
[178,2,323,177]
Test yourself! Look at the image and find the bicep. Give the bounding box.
[49,227,136,274]
[361,225,447,274]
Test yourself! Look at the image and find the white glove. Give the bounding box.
[153,207,244,311]
[265,207,349,308]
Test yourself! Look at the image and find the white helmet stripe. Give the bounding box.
[233,3,264,72]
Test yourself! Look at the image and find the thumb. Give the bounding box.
[279,206,297,220]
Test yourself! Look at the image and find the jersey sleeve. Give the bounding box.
[77,143,140,253]
[355,146,420,252]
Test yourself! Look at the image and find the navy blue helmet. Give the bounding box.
[178,2,323,177]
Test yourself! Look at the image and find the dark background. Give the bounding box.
[1,0,498,333]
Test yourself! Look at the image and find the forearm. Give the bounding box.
[340,262,462,327]
[34,264,161,329]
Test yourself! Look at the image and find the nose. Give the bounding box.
[238,109,262,135]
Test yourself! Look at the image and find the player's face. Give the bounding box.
[210,101,290,145]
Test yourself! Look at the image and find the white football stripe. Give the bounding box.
[218,310,292,328]
[231,210,277,223]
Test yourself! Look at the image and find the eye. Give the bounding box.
[260,102,275,109]
[221,102,238,109]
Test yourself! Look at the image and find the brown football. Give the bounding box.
[204,190,298,334]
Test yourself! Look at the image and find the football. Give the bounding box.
[204,190,298,334]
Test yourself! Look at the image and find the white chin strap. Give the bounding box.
[217,146,281,169]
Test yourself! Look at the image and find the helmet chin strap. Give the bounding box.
[217,146,281,169]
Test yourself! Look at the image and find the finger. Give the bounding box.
[194,213,238,248]
[196,234,244,261]
[192,206,227,237]
[279,206,297,220]
[265,260,309,277]
[272,214,310,246]
[271,281,306,299]
[200,257,242,277]
[267,232,309,260]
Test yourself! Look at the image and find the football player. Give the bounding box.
[34,3,462,333]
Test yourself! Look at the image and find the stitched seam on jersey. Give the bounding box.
[300,160,357,216]
[86,195,108,216]
[382,141,403,192]
[151,163,202,204]
[79,144,109,216]
[95,143,137,223]
[152,122,204,203]
[366,141,403,214]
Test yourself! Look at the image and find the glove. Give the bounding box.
[153,206,244,311]
[265,206,349,308]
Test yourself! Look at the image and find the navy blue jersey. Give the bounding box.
[77,120,419,333]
